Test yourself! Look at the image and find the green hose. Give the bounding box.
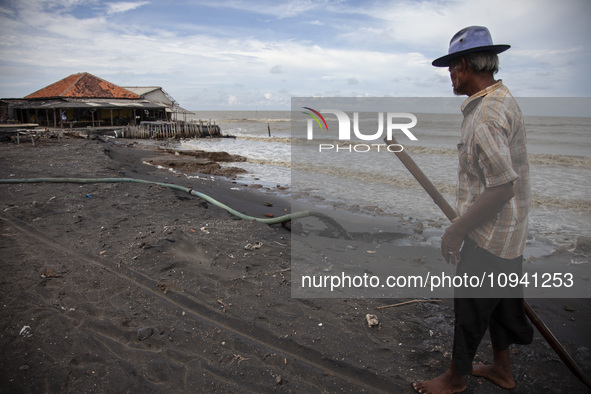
[0,177,311,225]
[0,177,354,237]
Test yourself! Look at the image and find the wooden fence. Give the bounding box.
[118,120,221,139]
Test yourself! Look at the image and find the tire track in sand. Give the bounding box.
[1,214,404,392]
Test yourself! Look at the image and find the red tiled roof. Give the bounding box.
[25,72,140,99]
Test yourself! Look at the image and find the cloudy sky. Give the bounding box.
[0,0,589,110]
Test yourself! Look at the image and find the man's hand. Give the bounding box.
[440,182,515,265]
[441,224,465,264]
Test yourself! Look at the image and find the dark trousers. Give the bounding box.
[452,238,534,375]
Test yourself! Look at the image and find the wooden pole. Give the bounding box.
[384,136,591,389]
[523,301,591,388]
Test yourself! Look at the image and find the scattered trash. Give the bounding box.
[231,354,249,365]
[19,325,33,338]
[264,213,274,218]
[570,259,586,265]
[275,375,284,385]
[200,227,210,234]
[366,314,379,327]
[565,305,575,312]
[264,201,273,207]
[137,326,154,341]
[86,194,92,198]
[244,242,263,250]
[217,299,229,309]
[41,268,61,278]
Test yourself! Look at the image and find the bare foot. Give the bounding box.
[412,369,466,393]
[471,362,515,389]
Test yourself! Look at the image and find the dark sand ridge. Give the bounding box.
[0,137,589,393]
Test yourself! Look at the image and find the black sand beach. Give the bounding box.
[0,136,589,393]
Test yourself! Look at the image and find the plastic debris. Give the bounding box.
[137,326,154,341]
[244,242,263,250]
[365,314,379,327]
[19,325,33,338]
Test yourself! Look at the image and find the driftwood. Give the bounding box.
[376,299,442,310]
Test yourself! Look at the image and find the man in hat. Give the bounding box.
[412,26,533,393]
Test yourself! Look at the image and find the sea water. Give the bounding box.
[181,109,591,257]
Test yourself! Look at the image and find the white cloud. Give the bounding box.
[0,0,589,109]
[270,65,284,74]
[0,5,15,17]
[200,0,334,19]
[106,1,150,15]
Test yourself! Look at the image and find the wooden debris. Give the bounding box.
[375,299,442,310]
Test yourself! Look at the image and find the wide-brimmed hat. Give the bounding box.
[432,26,510,67]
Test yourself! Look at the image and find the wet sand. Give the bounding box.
[0,136,589,393]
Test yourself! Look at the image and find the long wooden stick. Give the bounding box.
[385,137,591,389]
[376,299,442,310]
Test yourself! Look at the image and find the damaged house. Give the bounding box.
[122,86,193,122]
[2,72,184,128]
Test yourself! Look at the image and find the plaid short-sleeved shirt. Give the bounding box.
[456,81,530,259]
